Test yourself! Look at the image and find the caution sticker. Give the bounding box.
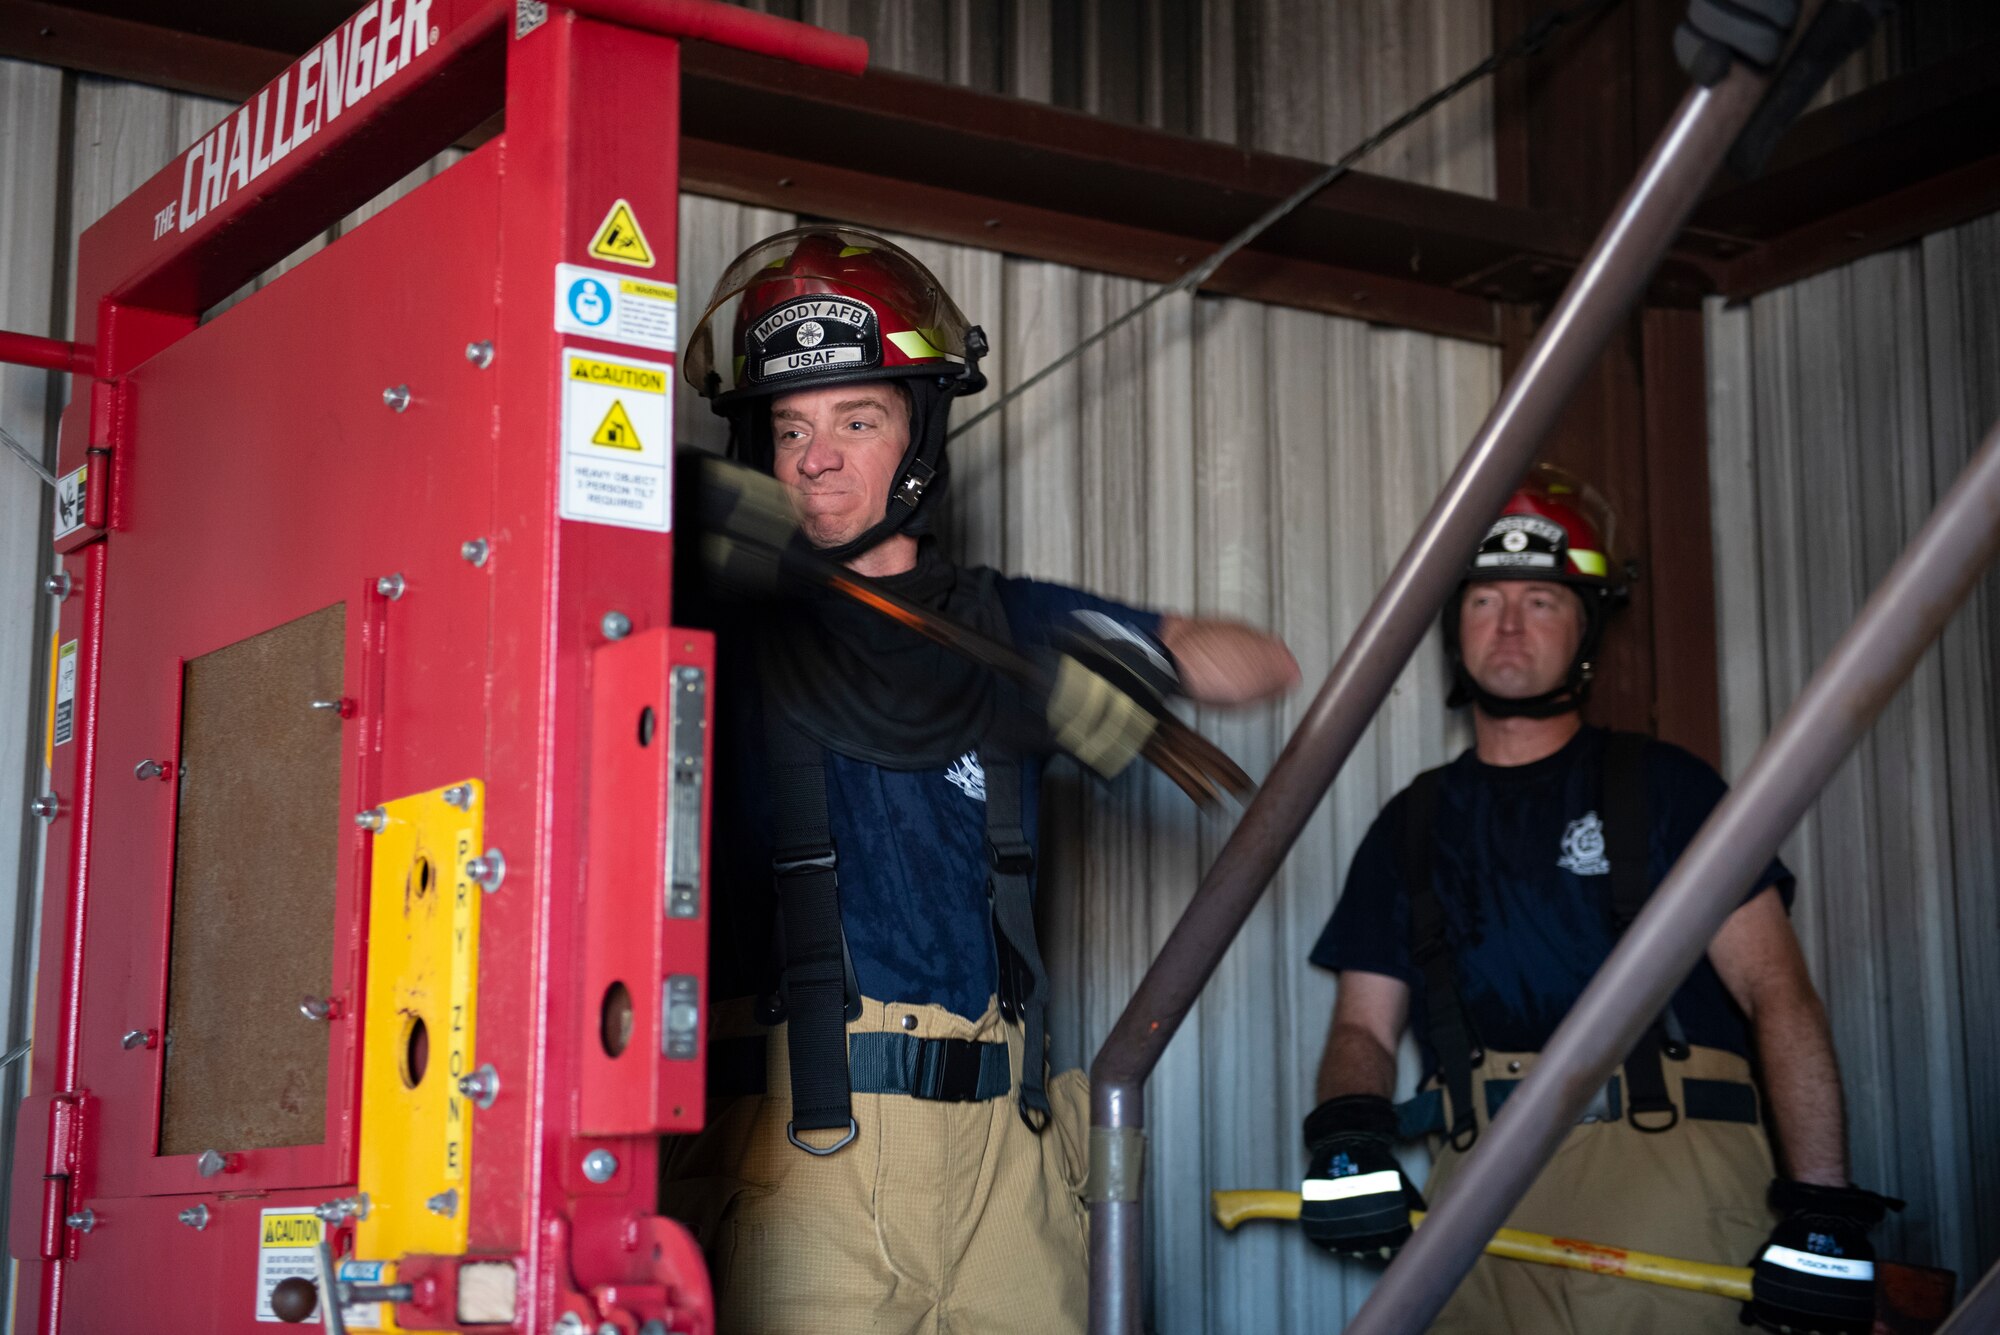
[553,263,677,352]
[53,465,86,539]
[588,199,655,267]
[52,640,77,750]
[254,1209,322,1322]
[559,349,671,532]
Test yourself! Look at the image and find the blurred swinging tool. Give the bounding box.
[1211,1190,1755,1302]
[1213,1190,1961,1328]
[683,452,1253,809]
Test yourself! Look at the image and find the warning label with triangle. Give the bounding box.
[588,199,655,268]
[560,349,671,533]
[591,400,642,450]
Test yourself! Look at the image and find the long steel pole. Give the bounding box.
[1939,1254,2000,1334]
[1084,61,1770,1335]
[1346,412,2000,1335]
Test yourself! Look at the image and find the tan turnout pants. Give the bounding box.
[1424,1045,1778,1335]
[661,996,1091,1335]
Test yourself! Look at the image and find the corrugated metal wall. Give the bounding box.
[1706,217,2000,1289]
[0,66,69,1285]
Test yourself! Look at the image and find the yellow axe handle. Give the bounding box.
[1209,1190,1754,1303]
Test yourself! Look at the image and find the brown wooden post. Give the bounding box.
[1491,0,1723,766]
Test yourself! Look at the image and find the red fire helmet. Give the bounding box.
[684,225,976,404]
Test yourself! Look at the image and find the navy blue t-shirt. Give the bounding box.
[712,576,1163,1020]
[1308,726,1793,1072]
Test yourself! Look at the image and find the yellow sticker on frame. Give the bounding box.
[355,780,482,1262]
[588,198,655,267]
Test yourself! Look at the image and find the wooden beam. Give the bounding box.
[1640,306,1721,769]
[0,1,1668,343]
[1693,35,2000,242]
[10,0,1994,326]
[0,0,286,100]
[1721,151,2000,300]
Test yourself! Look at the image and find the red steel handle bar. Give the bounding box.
[566,0,866,74]
[0,331,93,375]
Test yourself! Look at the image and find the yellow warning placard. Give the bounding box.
[588,199,654,268]
[255,1209,323,1322]
[559,348,671,532]
[592,401,641,450]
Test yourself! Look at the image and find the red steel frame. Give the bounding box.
[7,3,864,1331]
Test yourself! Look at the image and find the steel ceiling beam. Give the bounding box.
[3,0,1996,331]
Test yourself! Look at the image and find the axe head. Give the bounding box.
[1874,1260,1956,1334]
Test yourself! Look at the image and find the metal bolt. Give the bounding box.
[580,1148,618,1184]
[383,384,411,412]
[900,1014,917,1031]
[465,340,494,369]
[442,783,476,810]
[31,794,60,820]
[64,1209,94,1234]
[552,1315,588,1335]
[178,1203,209,1230]
[355,807,388,833]
[639,1323,671,1335]
[120,1029,154,1050]
[460,537,490,567]
[300,996,334,1021]
[133,759,166,781]
[314,1194,369,1223]
[376,572,406,600]
[196,1150,229,1179]
[425,1189,458,1218]
[1507,1059,1522,1073]
[601,610,632,641]
[458,1063,500,1108]
[465,848,507,893]
[309,698,352,716]
[44,570,71,599]
[597,1325,619,1335]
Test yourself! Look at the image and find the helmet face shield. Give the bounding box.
[685,226,974,401]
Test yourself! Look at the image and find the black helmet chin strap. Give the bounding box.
[1457,667,1592,719]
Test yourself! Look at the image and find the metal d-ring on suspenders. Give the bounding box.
[764,715,1053,1156]
[1403,732,1685,1150]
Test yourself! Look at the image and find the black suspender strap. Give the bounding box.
[1402,768,1481,1151]
[981,743,1053,1130]
[1603,731,1682,1133]
[766,715,860,1154]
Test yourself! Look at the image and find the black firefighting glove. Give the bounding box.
[1745,1179,1902,1334]
[1676,0,1798,81]
[1300,1094,1424,1260]
[1043,613,1180,782]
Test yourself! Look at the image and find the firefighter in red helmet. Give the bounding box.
[667,226,1298,1334]
[1300,465,1895,1334]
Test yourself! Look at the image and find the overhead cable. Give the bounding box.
[0,423,56,488]
[948,0,1622,442]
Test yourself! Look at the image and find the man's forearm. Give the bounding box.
[1158,614,1299,706]
[1317,1024,1398,1103]
[1752,988,1849,1186]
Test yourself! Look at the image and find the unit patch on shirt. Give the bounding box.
[1557,810,1610,876]
[945,751,986,802]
